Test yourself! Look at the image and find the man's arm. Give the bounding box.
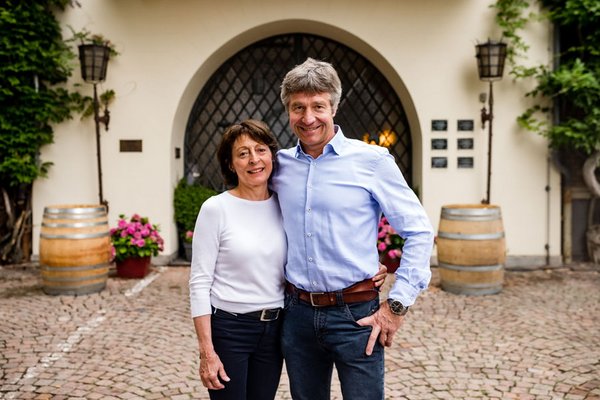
[359,153,434,355]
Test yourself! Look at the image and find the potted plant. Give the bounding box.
[173,179,217,260]
[377,216,404,274]
[110,214,164,278]
[183,230,194,261]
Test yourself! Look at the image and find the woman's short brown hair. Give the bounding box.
[217,119,279,187]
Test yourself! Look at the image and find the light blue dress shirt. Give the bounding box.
[271,126,434,306]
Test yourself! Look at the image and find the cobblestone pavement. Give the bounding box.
[1,263,599,399]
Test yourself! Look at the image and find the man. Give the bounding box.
[271,58,434,400]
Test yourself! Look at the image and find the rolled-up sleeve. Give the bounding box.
[372,154,435,305]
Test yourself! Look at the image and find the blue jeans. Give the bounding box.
[281,293,384,400]
[209,309,283,400]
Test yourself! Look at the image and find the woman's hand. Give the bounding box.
[199,349,230,390]
[372,263,388,288]
[193,315,230,390]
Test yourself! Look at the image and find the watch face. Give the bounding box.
[388,299,408,315]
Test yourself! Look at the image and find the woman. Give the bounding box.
[189,119,387,400]
[189,119,284,400]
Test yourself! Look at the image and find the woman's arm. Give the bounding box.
[193,315,230,390]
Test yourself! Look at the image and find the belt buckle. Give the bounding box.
[260,309,280,321]
[309,292,325,307]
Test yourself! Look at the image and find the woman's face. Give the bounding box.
[230,134,273,190]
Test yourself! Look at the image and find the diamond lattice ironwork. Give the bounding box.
[185,34,412,191]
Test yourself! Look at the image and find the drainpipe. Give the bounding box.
[546,153,550,266]
[546,19,560,267]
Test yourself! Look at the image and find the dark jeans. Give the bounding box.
[281,293,384,400]
[209,309,283,400]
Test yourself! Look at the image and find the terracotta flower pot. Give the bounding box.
[116,256,151,278]
[184,242,193,262]
[380,252,400,274]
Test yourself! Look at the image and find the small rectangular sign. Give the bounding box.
[431,120,448,131]
[457,157,474,168]
[457,138,474,150]
[120,140,143,152]
[431,157,448,168]
[431,138,447,150]
[457,119,474,131]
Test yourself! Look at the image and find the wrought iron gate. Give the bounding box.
[184,33,412,191]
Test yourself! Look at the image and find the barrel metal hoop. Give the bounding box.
[437,231,505,240]
[40,272,109,283]
[440,214,500,222]
[40,262,110,272]
[441,282,502,295]
[441,207,501,217]
[44,206,106,214]
[40,231,109,240]
[43,212,106,220]
[43,282,107,295]
[42,221,108,228]
[437,262,503,272]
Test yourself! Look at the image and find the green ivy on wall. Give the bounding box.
[0,0,83,188]
[492,0,600,155]
[0,1,93,263]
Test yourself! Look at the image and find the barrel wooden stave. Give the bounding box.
[436,238,505,266]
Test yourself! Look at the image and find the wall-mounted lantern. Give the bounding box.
[78,44,111,208]
[476,39,507,205]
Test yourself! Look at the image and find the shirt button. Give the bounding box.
[306,233,312,237]
[308,257,313,262]
[307,208,311,213]
[312,281,318,286]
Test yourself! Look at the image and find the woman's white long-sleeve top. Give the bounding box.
[189,191,287,317]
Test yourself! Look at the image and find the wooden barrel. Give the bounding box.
[39,204,111,295]
[436,204,505,295]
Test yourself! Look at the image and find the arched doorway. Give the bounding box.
[184,33,412,191]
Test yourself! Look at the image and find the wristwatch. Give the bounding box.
[387,298,409,316]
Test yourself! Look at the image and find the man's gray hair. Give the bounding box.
[280,58,342,113]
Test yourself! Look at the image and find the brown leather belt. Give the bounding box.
[285,279,379,307]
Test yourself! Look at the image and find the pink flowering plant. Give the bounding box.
[377,216,405,260]
[110,214,164,262]
[184,230,194,244]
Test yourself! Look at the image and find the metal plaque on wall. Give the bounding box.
[431,138,448,150]
[457,119,474,131]
[431,157,448,168]
[431,120,448,131]
[457,138,474,150]
[457,157,474,168]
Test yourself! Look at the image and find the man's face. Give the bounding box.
[288,92,336,158]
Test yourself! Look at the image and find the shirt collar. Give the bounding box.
[294,125,345,159]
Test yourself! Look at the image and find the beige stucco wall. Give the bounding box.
[32,0,560,266]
